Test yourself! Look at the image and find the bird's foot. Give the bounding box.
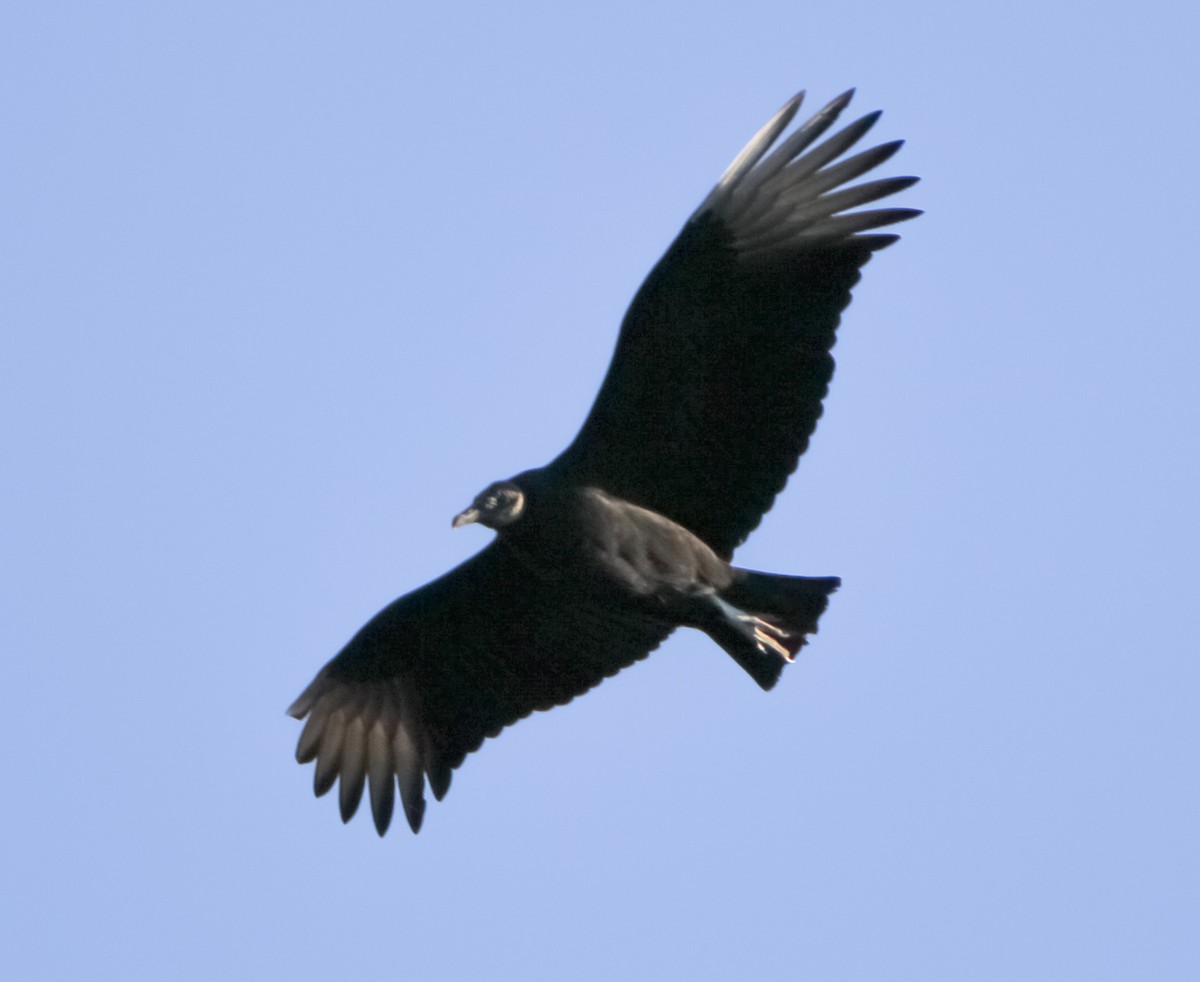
[741,615,795,661]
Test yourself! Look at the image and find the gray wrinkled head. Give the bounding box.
[452,480,526,531]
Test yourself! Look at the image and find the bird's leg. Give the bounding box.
[706,594,795,662]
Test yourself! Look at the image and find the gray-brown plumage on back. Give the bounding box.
[289,88,920,835]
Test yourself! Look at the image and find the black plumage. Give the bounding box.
[289,88,920,835]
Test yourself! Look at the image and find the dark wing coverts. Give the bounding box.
[289,90,918,834]
[551,90,918,556]
[290,542,671,834]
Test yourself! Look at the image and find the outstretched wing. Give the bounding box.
[548,90,920,557]
[288,541,671,835]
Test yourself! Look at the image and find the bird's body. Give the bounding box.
[458,476,840,688]
[473,478,731,600]
[289,88,920,835]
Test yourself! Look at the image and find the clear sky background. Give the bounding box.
[4,2,1198,979]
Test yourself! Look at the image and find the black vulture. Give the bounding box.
[289,89,920,835]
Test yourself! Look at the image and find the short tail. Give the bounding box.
[705,570,840,691]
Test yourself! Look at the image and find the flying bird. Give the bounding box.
[289,88,920,835]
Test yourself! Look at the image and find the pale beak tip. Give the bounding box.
[451,507,480,529]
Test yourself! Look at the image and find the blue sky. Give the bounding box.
[4,2,1198,979]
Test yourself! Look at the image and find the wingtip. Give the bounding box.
[856,109,884,134]
[405,799,426,834]
[811,88,855,123]
[339,787,364,824]
[314,766,336,798]
[372,792,396,836]
[707,90,808,201]
[428,762,452,801]
[286,691,314,720]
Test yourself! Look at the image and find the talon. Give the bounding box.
[753,625,793,660]
[733,607,797,661]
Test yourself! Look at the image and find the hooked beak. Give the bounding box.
[451,506,480,529]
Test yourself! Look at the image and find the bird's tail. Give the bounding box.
[706,570,840,690]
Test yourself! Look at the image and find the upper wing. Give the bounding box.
[288,541,671,835]
[547,90,920,557]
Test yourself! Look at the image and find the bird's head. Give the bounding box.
[452,480,527,531]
